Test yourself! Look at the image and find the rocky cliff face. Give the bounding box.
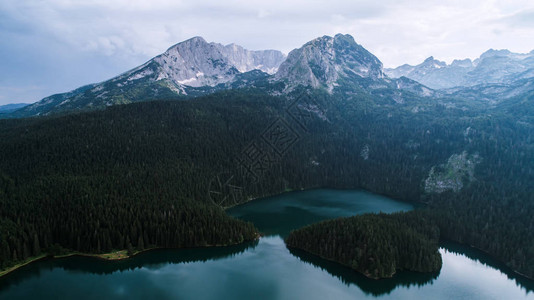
[16,34,532,118]
[13,37,286,117]
[122,36,286,88]
[274,34,384,90]
[218,43,285,75]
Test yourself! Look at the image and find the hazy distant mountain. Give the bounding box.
[385,49,534,89]
[443,77,534,104]
[0,103,29,113]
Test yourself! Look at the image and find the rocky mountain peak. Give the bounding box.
[219,43,286,75]
[121,36,286,88]
[152,37,238,87]
[12,36,286,117]
[422,56,446,68]
[177,36,208,46]
[480,49,512,59]
[385,48,534,89]
[274,33,384,90]
[451,59,473,68]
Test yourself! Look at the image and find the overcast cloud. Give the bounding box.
[1,0,533,104]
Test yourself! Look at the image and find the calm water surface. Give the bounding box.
[0,189,532,299]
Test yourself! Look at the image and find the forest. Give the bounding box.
[285,211,442,279]
[0,86,532,278]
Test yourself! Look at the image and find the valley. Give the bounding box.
[0,33,533,296]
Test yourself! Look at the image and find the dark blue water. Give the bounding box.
[0,189,532,299]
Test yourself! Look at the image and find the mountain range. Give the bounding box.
[274,34,385,90]
[0,103,28,113]
[7,34,430,118]
[3,34,534,119]
[8,37,286,118]
[385,49,534,89]
[0,33,533,280]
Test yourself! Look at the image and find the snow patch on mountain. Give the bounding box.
[105,37,286,90]
[128,69,154,81]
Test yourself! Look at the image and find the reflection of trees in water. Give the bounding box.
[440,241,534,294]
[2,239,532,296]
[0,241,258,291]
[288,247,440,296]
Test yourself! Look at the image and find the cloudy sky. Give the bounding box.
[1,0,533,105]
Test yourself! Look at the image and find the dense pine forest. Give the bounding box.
[0,86,532,278]
[286,211,442,279]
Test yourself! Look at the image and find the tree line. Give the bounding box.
[286,211,442,279]
[0,87,532,278]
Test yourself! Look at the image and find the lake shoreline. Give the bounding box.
[2,188,532,286]
[0,255,49,279]
[223,186,422,211]
[2,189,532,299]
[440,239,534,281]
[285,244,440,280]
[229,187,533,282]
[0,234,261,279]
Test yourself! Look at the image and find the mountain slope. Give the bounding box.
[0,33,533,282]
[10,37,285,118]
[386,49,534,89]
[7,34,434,119]
[146,36,284,87]
[0,83,532,278]
[271,33,435,105]
[6,35,530,120]
[442,77,534,104]
[0,103,29,113]
[275,34,384,90]
[0,103,30,117]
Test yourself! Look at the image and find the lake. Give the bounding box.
[0,189,532,299]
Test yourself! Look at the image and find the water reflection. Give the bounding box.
[0,241,258,292]
[440,241,534,294]
[1,189,533,300]
[227,188,414,238]
[288,241,534,297]
[287,247,440,296]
